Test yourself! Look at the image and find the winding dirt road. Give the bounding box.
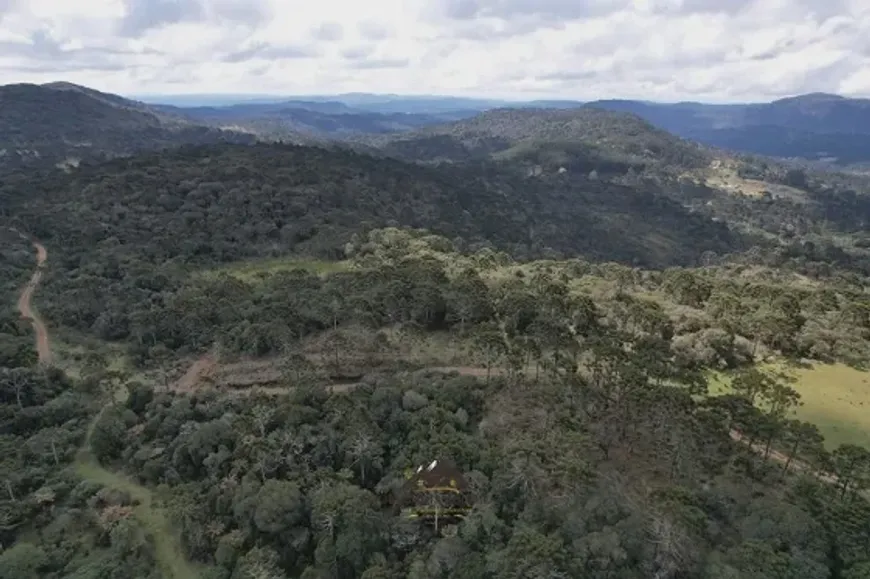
[15,231,52,364]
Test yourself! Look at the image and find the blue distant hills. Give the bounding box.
[135,91,870,164]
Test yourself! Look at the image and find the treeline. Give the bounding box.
[36,228,870,374]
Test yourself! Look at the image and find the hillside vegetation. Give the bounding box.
[7,142,739,271]
[364,107,712,170]
[6,224,870,578]
[4,87,870,579]
[0,83,256,171]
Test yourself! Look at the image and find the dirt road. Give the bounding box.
[173,350,844,487]
[728,428,840,485]
[15,232,52,364]
[173,354,216,391]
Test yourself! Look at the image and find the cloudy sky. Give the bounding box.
[0,0,867,102]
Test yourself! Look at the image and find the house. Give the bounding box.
[398,458,472,531]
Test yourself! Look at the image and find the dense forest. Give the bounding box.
[5,221,870,578]
[3,121,870,579]
[4,143,740,268]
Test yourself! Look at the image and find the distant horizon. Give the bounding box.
[128,90,864,108]
[4,79,867,107]
[2,0,866,107]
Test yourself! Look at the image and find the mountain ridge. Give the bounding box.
[6,81,870,173]
[586,93,870,163]
[0,82,258,171]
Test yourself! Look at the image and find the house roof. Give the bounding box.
[403,458,469,493]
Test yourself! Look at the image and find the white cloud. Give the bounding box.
[0,0,867,101]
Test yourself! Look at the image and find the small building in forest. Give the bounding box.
[398,458,472,531]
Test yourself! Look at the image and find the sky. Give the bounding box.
[0,0,868,103]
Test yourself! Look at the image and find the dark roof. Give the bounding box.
[403,458,469,492]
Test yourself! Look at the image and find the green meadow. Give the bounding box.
[709,363,870,450]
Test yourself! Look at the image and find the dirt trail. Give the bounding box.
[77,406,201,579]
[173,354,217,392]
[174,355,843,487]
[9,229,197,578]
[728,429,840,485]
[15,231,52,364]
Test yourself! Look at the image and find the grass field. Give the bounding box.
[709,363,870,450]
[74,456,202,579]
[196,256,350,282]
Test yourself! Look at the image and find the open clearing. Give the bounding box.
[196,255,350,282]
[76,412,202,579]
[709,363,870,450]
[701,159,808,201]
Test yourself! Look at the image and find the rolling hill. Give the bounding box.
[360,107,714,178]
[141,90,870,165]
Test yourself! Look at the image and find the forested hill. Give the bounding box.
[0,83,256,171]
[9,142,741,268]
[362,107,713,170]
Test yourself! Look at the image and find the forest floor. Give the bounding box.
[196,255,350,282]
[16,234,201,579]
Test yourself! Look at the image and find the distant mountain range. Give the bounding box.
[152,101,482,138]
[136,92,508,113]
[3,82,870,172]
[143,90,870,165]
[586,93,870,165]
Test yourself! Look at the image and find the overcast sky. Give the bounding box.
[0,0,867,102]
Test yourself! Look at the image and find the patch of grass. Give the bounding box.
[196,256,351,282]
[703,161,808,201]
[73,382,201,578]
[50,332,149,387]
[708,363,870,450]
[74,456,202,579]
